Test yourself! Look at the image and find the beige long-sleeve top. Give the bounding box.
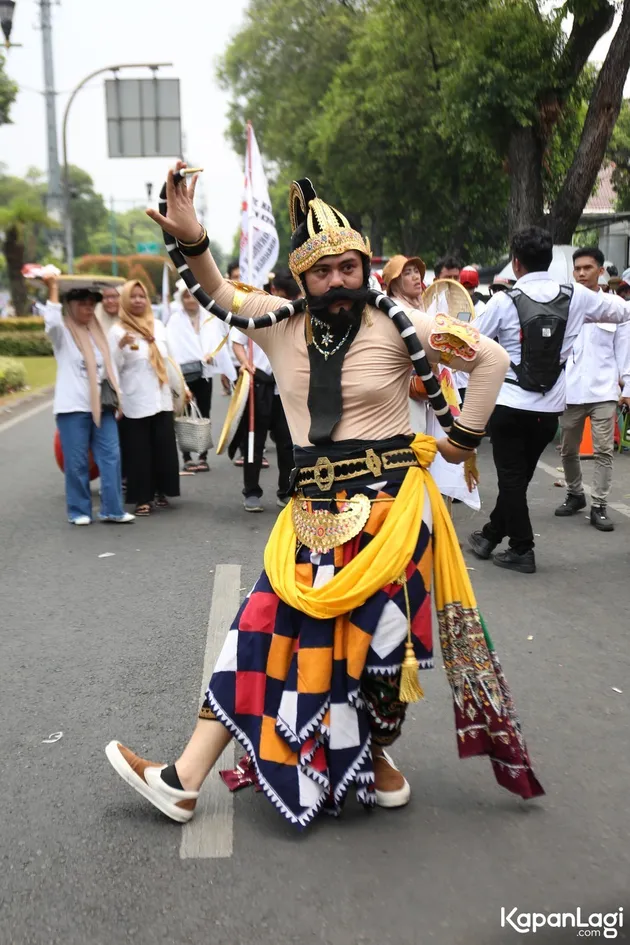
[186,252,509,447]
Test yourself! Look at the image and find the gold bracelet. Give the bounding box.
[178,226,207,248]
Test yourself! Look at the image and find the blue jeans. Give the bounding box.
[56,411,124,521]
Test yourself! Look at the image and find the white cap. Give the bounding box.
[622,267,630,285]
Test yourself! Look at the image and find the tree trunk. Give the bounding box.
[550,0,630,243]
[369,215,384,257]
[4,226,28,316]
[507,126,545,236]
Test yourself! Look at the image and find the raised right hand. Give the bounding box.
[146,160,202,243]
[43,273,59,304]
[119,332,135,349]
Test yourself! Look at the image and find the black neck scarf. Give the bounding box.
[304,287,369,444]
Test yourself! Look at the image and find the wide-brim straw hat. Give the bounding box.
[382,255,426,289]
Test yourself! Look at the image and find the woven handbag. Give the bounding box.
[174,399,213,454]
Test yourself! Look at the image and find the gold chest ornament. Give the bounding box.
[291,494,372,554]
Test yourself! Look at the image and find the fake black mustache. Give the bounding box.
[307,285,370,318]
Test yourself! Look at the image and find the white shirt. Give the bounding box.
[565,320,630,405]
[109,320,173,419]
[44,301,107,415]
[166,308,236,382]
[477,271,630,412]
[230,328,273,377]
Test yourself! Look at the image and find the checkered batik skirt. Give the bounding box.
[202,479,433,828]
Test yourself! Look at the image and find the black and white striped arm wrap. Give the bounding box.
[159,176,454,432]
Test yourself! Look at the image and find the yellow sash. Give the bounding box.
[264,434,476,618]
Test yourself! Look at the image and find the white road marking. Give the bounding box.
[0,396,53,434]
[537,459,630,519]
[180,563,240,860]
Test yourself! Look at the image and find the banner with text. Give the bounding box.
[239,123,279,289]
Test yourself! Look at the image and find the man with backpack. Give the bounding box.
[469,227,630,574]
[555,247,630,531]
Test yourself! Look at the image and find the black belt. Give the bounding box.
[291,437,417,494]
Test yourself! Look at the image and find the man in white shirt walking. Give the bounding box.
[469,227,630,574]
[555,247,630,531]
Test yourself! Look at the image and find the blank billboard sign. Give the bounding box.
[105,77,182,158]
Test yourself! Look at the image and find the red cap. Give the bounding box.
[460,266,479,289]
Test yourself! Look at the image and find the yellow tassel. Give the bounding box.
[305,312,313,346]
[399,640,424,703]
[396,571,424,703]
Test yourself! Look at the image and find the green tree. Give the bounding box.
[310,2,508,260]
[23,164,107,260]
[0,168,53,312]
[608,99,630,211]
[439,0,630,239]
[0,198,51,314]
[88,207,163,257]
[0,52,18,126]
[220,0,630,257]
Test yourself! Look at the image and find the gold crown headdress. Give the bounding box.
[287,179,371,289]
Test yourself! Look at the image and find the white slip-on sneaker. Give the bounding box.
[99,512,135,524]
[373,749,411,808]
[105,741,198,823]
[69,515,91,526]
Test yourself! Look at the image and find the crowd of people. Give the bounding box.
[44,236,630,564]
[43,262,297,523]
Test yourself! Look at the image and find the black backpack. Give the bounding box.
[504,285,573,393]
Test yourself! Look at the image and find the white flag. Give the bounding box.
[239,123,279,289]
[161,262,171,324]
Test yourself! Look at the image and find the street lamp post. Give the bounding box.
[62,61,172,273]
[0,0,21,48]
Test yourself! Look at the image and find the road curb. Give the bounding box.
[0,385,54,419]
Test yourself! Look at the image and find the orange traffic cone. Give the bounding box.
[579,417,594,459]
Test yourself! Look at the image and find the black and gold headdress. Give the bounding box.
[288,179,371,287]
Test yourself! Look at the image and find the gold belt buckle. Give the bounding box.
[365,448,383,478]
[313,456,335,492]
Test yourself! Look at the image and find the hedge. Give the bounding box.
[0,356,27,395]
[0,316,46,333]
[0,333,53,356]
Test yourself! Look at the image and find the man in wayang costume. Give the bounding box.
[106,164,543,829]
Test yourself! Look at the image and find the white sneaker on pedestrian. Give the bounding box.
[69,515,91,526]
[244,496,264,512]
[105,741,198,824]
[276,496,290,508]
[99,512,135,524]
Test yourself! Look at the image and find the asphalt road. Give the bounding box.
[1,391,629,945]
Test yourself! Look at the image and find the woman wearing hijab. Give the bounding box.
[43,275,133,526]
[110,280,180,516]
[166,281,236,471]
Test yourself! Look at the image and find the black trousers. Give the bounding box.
[182,376,212,461]
[120,411,181,506]
[236,374,293,499]
[482,404,558,553]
